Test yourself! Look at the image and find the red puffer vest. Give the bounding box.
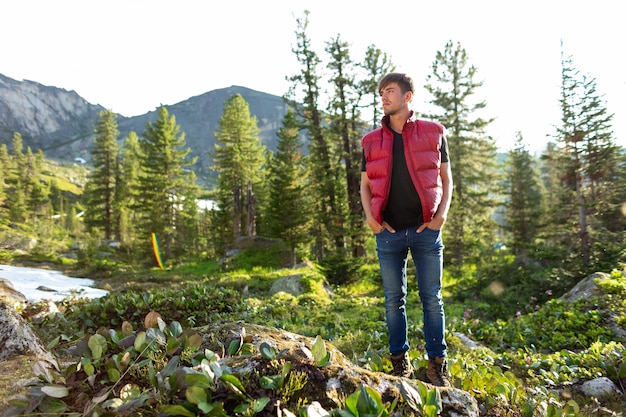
[362,112,444,224]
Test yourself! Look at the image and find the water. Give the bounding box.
[0,264,108,302]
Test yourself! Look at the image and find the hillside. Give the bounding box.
[0,74,290,182]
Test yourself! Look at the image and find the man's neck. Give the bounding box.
[388,108,412,133]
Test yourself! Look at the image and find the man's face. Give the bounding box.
[379,82,410,116]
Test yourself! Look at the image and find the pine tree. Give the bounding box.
[84,109,119,240]
[7,133,28,224]
[286,11,341,259]
[252,152,271,237]
[10,132,26,177]
[502,133,545,263]
[212,94,265,243]
[424,40,499,265]
[208,191,231,258]
[266,109,312,266]
[0,144,10,224]
[26,148,51,222]
[546,50,623,269]
[117,131,142,244]
[65,206,80,235]
[174,170,200,258]
[327,34,369,256]
[538,142,574,265]
[358,45,395,130]
[610,151,626,240]
[136,107,196,263]
[48,179,63,222]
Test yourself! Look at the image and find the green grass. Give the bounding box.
[6,242,626,415]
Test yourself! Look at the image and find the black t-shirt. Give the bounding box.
[361,130,449,230]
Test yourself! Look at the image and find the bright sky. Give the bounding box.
[3,0,624,153]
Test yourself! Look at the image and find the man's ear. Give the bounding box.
[404,90,413,104]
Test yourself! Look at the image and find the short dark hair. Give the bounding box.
[378,73,415,95]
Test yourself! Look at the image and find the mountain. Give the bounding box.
[0,73,290,182]
[0,73,105,156]
[117,86,289,180]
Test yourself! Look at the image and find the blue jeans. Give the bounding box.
[376,227,447,359]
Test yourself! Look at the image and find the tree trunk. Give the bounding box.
[576,171,590,266]
[246,181,256,236]
[233,186,242,237]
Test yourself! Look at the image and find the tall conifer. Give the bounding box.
[359,45,395,130]
[326,35,365,256]
[212,94,265,243]
[7,133,28,223]
[0,144,8,224]
[266,109,312,266]
[174,170,200,258]
[286,11,340,259]
[26,148,50,222]
[84,109,119,240]
[137,107,196,263]
[117,131,142,244]
[424,40,498,265]
[546,50,623,269]
[502,133,545,263]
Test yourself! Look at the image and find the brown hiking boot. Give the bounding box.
[425,357,451,387]
[390,351,413,378]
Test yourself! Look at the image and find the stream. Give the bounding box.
[0,264,108,302]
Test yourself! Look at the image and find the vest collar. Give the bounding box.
[381,110,418,132]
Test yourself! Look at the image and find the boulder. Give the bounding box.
[269,274,305,296]
[453,332,482,349]
[0,278,27,304]
[560,272,626,339]
[0,316,480,416]
[198,321,480,416]
[559,272,609,302]
[0,302,54,363]
[581,377,619,398]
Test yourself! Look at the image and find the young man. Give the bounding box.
[360,72,453,387]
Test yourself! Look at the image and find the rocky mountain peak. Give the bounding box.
[0,73,104,149]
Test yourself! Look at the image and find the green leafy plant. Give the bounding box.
[61,284,245,332]
[398,379,442,417]
[310,335,331,367]
[331,384,397,417]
